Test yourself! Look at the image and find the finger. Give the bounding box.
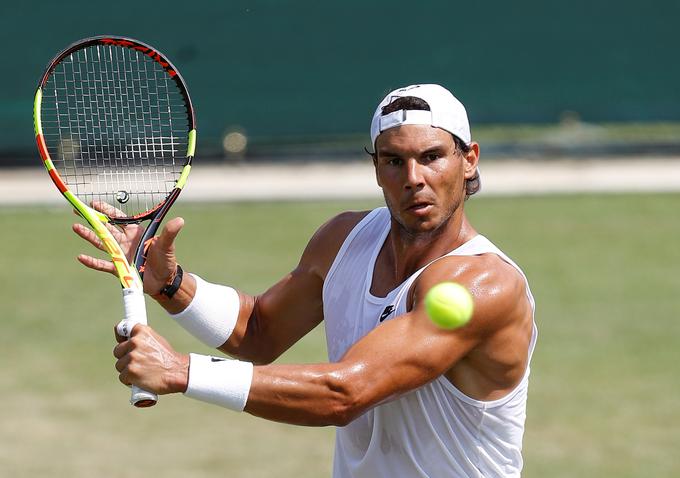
[115,353,132,374]
[72,223,106,252]
[113,337,132,359]
[113,324,127,344]
[156,217,185,251]
[117,363,132,386]
[116,319,144,340]
[128,323,149,338]
[77,254,117,275]
[105,222,127,243]
[91,200,125,219]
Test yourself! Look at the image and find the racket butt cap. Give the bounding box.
[133,398,158,408]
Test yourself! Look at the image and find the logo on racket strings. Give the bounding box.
[116,190,130,204]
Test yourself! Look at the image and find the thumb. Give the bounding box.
[156,217,185,251]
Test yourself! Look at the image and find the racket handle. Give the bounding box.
[131,385,158,408]
[122,288,158,408]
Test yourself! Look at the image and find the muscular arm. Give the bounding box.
[112,219,531,426]
[155,211,367,364]
[73,204,366,364]
[243,255,532,426]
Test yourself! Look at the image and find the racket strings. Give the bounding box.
[41,43,189,219]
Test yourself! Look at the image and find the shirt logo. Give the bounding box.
[379,305,395,322]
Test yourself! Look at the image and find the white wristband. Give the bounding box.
[184,353,253,411]
[169,274,240,348]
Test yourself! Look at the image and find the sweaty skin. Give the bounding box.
[78,125,533,427]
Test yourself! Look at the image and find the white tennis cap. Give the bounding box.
[370,84,471,146]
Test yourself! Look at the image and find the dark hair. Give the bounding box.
[368,95,480,198]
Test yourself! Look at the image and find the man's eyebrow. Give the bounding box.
[378,143,448,156]
[376,147,400,157]
[420,144,448,155]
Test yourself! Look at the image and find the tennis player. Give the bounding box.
[76,84,537,477]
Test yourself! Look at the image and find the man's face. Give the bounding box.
[373,124,478,236]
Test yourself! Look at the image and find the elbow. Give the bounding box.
[330,409,361,428]
[235,307,287,365]
[234,348,280,366]
[323,369,370,427]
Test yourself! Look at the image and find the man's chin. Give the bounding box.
[395,216,445,237]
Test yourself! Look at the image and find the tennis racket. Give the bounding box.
[33,36,196,407]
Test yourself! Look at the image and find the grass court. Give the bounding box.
[1,193,679,477]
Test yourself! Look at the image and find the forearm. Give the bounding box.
[154,272,255,358]
[184,357,369,426]
[153,271,293,364]
[246,362,365,426]
[181,310,463,425]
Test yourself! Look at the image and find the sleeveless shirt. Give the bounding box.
[322,207,537,478]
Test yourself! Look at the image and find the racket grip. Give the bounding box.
[122,288,158,408]
[131,385,158,408]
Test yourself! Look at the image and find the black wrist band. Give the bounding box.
[159,264,183,298]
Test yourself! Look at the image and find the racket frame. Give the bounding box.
[33,35,196,407]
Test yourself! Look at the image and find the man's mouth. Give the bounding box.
[405,200,434,215]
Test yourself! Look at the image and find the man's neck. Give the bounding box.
[381,211,477,287]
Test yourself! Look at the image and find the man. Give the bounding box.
[75,84,537,477]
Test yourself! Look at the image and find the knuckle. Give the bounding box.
[133,325,150,337]
[126,362,141,379]
[125,361,135,373]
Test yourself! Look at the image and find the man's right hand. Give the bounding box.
[72,200,186,296]
[73,201,144,275]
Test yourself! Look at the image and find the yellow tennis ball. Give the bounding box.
[424,282,474,329]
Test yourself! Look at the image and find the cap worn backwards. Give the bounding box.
[370,84,481,198]
[370,84,471,146]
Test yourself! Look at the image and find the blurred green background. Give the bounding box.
[2,196,680,477]
[3,0,680,160]
[2,1,680,476]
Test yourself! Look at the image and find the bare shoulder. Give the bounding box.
[301,210,372,279]
[413,252,529,333]
[413,252,533,396]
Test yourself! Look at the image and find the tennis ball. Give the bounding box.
[424,282,474,329]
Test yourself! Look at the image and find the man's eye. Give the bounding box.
[387,158,402,166]
[425,153,440,162]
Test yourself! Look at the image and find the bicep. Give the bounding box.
[335,261,507,408]
[244,306,481,426]
[338,307,481,408]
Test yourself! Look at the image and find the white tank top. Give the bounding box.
[322,207,537,478]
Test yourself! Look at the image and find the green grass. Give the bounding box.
[2,194,679,477]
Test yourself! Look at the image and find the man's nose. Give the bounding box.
[404,158,425,190]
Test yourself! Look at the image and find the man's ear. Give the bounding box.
[463,142,480,180]
[373,157,382,188]
[364,147,377,165]
[366,146,381,187]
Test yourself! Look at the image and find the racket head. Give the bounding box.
[33,36,196,223]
